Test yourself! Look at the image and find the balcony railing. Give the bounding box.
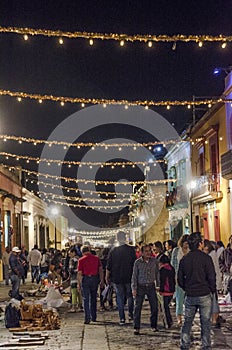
[192,172,221,199]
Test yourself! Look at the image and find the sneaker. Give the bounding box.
[119,319,125,325]
[84,320,90,324]
[151,327,159,332]
[134,329,140,335]
[68,307,76,313]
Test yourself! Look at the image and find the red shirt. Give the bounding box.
[78,253,102,276]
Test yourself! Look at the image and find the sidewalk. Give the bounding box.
[0,282,232,349]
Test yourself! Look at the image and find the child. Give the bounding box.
[158,254,176,328]
[68,247,83,312]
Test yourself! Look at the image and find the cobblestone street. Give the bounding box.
[0,282,232,349]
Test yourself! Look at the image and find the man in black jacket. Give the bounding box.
[178,232,216,350]
[9,246,25,300]
[106,231,136,325]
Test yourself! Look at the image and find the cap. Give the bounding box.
[12,246,21,253]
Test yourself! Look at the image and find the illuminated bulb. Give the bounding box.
[6,156,9,159]
[111,165,115,169]
[23,34,29,41]
[133,146,137,150]
[101,164,104,168]
[58,38,64,45]
[26,160,29,163]
[148,41,153,48]
[81,103,85,107]
[205,140,208,144]
[3,138,7,141]
[34,142,37,145]
[68,164,71,168]
[132,164,135,168]
[191,141,195,145]
[208,103,212,108]
[77,145,80,148]
[105,146,108,150]
[187,104,191,109]
[47,162,51,166]
[198,41,203,47]
[91,146,95,150]
[125,105,128,109]
[221,42,227,49]
[17,97,22,102]
[16,157,19,161]
[63,146,67,149]
[89,165,93,169]
[172,42,176,50]
[60,101,65,106]
[19,140,22,144]
[219,137,223,141]
[103,103,107,108]
[167,105,171,110]
[145,105,149,110]
[122,165,125,168]
[38,99,43,104]
[89,39,94,46]
[120,40,125,46]
[49,143,52,147]
[148,146,152,150]
[118,147,122,151]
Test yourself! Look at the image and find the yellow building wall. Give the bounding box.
[191,104,231,245]
[143,205,169,243]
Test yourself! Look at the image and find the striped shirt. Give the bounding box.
[131,256,160,290]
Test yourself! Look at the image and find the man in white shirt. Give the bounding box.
[28,245,41,283]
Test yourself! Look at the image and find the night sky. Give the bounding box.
[0,0,232,229]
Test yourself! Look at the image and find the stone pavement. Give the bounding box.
[0,282,232,349]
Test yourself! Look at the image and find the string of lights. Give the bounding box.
[29,179,133,197]
[44,197,130,209]
[2,164,175,185]
[28,179,131,196]
[37,190,129,203]
[0,26,231,46]
[0,134,181,148]
[0,151,166,167]
[0,88,229,108]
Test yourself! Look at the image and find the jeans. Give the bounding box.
[82,275,99,322]
[114,283,134,321]
[31,265,40,283]
[176,285,185,316]
[3,265,9,285]
[163,295,173,327]
[134,284,158,329]
[10,274,21,299]
[180,294,212,350]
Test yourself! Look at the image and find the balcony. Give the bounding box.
[166,185,188,209]
[191,173,223,203]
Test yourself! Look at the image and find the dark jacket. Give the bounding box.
[159,263,176,294]
[9,253,25,277]
[107,244,136,284]
[219,248,232,274]
[177,249,216,297]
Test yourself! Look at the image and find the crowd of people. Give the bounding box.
[2,232,232,350]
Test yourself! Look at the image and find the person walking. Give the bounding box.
[78,245,104,324]
[9,246,25,300]
[68,247,83,312]
[106,231,136,325]
[131,244,160,335]
[2,246,10,285]
[158,253,176,329]
[171,234,189,326]
[178,232,216,350]
[28,244,41,284]
[219,235,232,296]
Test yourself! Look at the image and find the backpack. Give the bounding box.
[5,303,21,328]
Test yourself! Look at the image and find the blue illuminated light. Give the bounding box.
[213,68,220,75]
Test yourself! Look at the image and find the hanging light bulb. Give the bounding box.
[89,39,94,46]
[17,97,22,102]
[58,38,64,45]
[60,101,65,106]
[23,34,29,41]
[148,41,153,48]
[198,41,203,47]
[120,40,125,47]
[221,42,227,49]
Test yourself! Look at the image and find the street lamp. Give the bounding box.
[51,207,59,250]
